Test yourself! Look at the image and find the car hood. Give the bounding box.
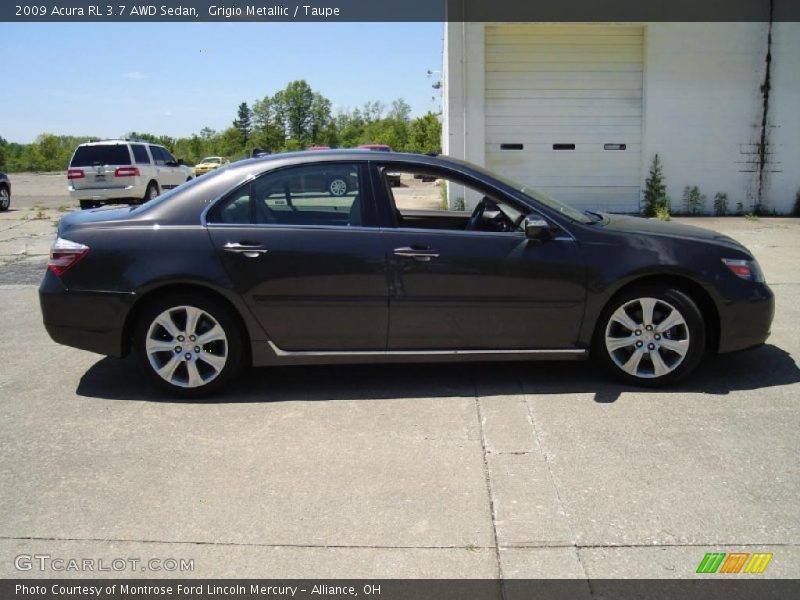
[600,214,749,253]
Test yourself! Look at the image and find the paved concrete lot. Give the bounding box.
[0,173,798,581]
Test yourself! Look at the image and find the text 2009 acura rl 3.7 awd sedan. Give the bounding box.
[39,151,774,396]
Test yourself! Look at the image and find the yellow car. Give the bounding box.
[194,156,229,176]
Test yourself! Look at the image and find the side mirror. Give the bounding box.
[524,217,553,242]
[177,159,185,166]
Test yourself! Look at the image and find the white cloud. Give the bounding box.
[122,71,146,80]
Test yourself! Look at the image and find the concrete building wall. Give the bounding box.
[443,22,800,214]
[767,21,800,213]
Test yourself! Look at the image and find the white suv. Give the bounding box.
[67,140,195,209]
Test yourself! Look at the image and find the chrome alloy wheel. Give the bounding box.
[328,178,347,196]
[145,305,228,388]
[0,187,9,210]
[604,297,690,379]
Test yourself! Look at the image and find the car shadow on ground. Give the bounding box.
[75,343,799,405]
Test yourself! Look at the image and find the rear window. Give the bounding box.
[70,144,131,167]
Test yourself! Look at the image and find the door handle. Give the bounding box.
[224,242,268,257]
[393,246,439,262]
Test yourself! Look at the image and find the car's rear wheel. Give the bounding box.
[328,177,348,196]
[593,286,706,386]
[144,181,159,201]
[79,200,97,210]
[0,185,10,211]
[134,293,244,397]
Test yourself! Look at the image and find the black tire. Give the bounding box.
[144,181,159,202]
[0,184,10,211]
[327,176,349,197]
[133,292,245,397]
[79,200,96,210]
[592,286,706,387]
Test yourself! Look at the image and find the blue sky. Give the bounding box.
[0,22,443,143]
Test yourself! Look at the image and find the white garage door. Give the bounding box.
[485,24,644,213]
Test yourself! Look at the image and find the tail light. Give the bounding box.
[114,166,140,177]
[48,238,89,277]
[722,258,765,282]
[67,169,85,179]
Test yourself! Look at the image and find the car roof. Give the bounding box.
[78,139,159,146]
[230,149,451,172]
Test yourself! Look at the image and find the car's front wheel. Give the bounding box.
[594,287,706,386]
[134,293,244,396]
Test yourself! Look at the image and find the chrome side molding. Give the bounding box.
[267,341,586,358]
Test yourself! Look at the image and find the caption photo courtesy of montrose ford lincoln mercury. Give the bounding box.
[39,150,774,396]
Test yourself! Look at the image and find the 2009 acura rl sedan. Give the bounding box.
[39,150,774,396]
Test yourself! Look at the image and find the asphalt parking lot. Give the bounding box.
[1,174,798,581]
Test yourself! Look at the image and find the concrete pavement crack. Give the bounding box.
[521,383,591,583]
[471,374,506,594]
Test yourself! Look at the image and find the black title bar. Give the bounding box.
[3,0,800,22]
[4,579,800,600]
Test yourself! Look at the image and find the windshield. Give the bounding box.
[445,158,595,225]
[200,157,221,164]
[489,172,594,224]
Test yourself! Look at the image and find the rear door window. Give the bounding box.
[70,144,132,167]
[131,144,151,165]
[208,163,367,228]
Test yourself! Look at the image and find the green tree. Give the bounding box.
[713,192,729,216]
[361,100,384,123]
[216,127,247,158]
[125,132,161,144]
[334,108,365,149]
[232,102,252,145]
[408,112,442,154]
[642,154,667,217]
[682,185,706,215]
[283,80,315,146]
[309,93,333,146]
[252,94,287,152]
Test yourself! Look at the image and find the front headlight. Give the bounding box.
[722,258,765,282]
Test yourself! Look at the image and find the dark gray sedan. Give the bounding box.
[39,151,774,396]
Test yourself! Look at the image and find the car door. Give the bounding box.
[206,162,388,352]
[147,146,169,189]
[374,165,587,351]
[161,147,184,188]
